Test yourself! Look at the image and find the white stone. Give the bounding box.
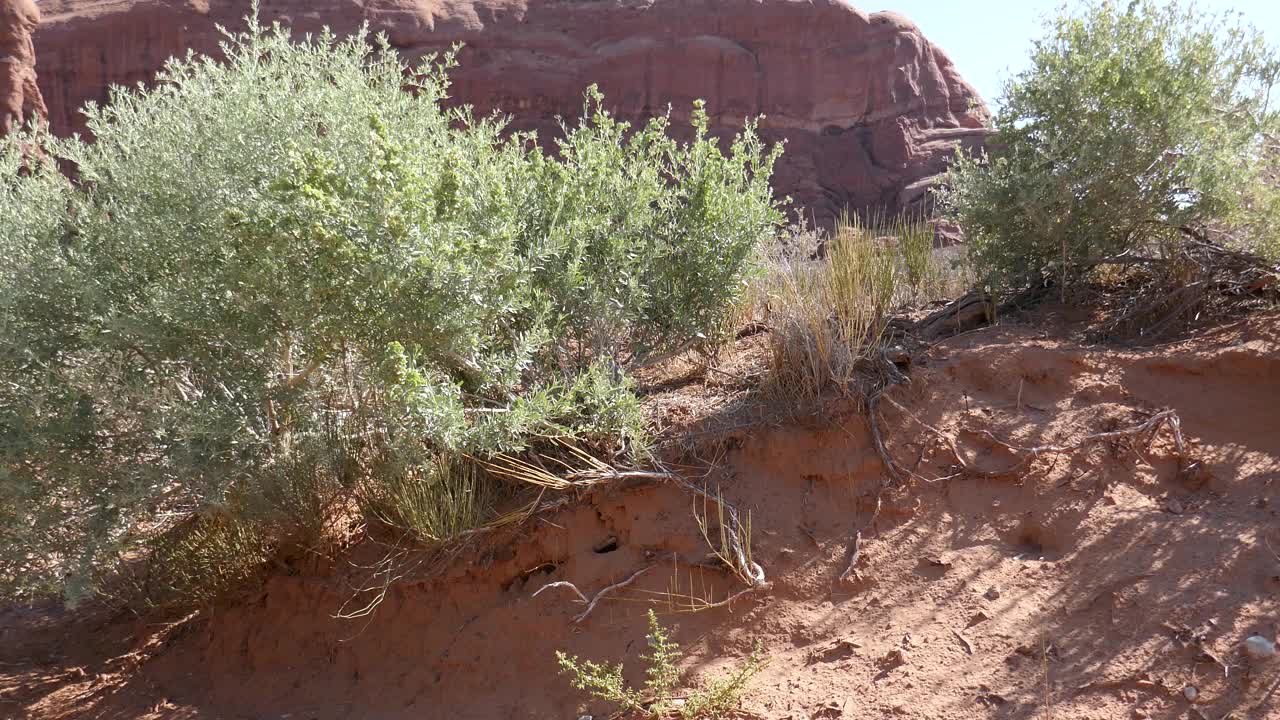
[1244,634,1277,661]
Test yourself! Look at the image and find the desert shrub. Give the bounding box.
[941,0,1280,294]
[0,15,782,606]
[526,94,782,366]
[557,609,766,720]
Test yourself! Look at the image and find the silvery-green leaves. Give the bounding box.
[0,13,782,606]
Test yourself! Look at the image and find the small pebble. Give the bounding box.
[984,586,1001,601]
[1183,685,1198,702]
[1244,634,1277,661]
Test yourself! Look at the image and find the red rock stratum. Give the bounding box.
[32,0,989,222]
[0,0,45,135]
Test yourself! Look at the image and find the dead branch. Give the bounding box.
[1098,236,1280,342]
[915,289,994,340]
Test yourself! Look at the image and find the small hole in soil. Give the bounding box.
[1016,535,1044,555]
[1008,522,1063,558]
[593,537,619,554]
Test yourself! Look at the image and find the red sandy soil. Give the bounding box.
[2,313,1278,720]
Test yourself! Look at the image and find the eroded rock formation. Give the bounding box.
[0,0,45,135]
[33,0,989,222]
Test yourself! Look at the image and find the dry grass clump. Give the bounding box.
[129,511,273,610]
[754,212,967,405]
[360,454,501,544]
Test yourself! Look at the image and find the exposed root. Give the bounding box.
[334,541,426,623]
[531,581,588,604]
[532,567,654,624]
[674,582,769,613]
[839,352,909,585]
[837,530,865,584]
[572,567,652,624]
[529,470,769,621]
[880,396,1193,481]
[866,390,906,486]
[333,534,475,639]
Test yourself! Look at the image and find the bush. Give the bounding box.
[0,16,782,606]
[941,0,1280,294]
[557,609,766,720]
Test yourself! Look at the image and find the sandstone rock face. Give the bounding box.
[0,0,46,135]
[33,0,988,222]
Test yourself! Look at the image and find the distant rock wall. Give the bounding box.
[0,0,45,135]
[32,0,989,223]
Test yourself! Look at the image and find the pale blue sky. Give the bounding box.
[882,1,1280,108]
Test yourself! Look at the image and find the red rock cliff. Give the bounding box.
[33,0,989,222]
[0,0,45,135]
